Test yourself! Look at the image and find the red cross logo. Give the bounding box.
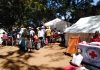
[89,51,97,59]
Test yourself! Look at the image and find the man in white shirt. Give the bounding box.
[30,28,35,37]
[38,27,45,47]
[19,27,26,35]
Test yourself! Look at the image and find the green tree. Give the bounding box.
[0,0,98,28]
[0,0,48,28]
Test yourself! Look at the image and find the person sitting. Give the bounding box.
[90,31,100,42]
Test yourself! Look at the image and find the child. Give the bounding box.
[26,35,33,52]
[33,33,40,49]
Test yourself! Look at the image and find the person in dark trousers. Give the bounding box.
[60,33,65,46]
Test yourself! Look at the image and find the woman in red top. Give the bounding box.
[2,32,8,46]
[90,31,100,42]
[33,33,39,49]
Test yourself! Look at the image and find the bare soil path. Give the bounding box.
[0,43,72,70]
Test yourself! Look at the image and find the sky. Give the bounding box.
[93,0,99,5]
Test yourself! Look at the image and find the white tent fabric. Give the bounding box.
[44,18,69,32]
[0,29,7,44]
[0,34,3,44]
[44,18,62,26]
[54,21,69,33]
[64,15,100,33]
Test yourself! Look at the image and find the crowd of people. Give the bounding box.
[0,25,65,52]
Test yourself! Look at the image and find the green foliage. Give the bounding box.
[0,0,48,28]
[0,0,100,28]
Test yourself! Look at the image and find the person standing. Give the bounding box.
[30,28,35,37]
[26,35,33,52]
[41,26,46,45]
[19,29,28,52]
[2,32,8,46]
[38,27,45,47]
[33,33,39,49]
[46,26,51,44]
[16,33,21,45]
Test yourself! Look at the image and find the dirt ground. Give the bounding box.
[0,43,72,70]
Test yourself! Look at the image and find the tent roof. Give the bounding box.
[44,18,62,26]
[44,18,71,33]
[64,15,100,33]
[55,21,70,32]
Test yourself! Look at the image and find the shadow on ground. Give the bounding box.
[0,46,65,70]
[2,58,62,70]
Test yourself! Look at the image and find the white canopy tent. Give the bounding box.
[44,18,70,32]
[64,15,100,33]
[44,18,62,26]
[0,29,7,44]
[55,21,70,32]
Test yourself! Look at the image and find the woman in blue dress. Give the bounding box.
[19,29,28,52]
